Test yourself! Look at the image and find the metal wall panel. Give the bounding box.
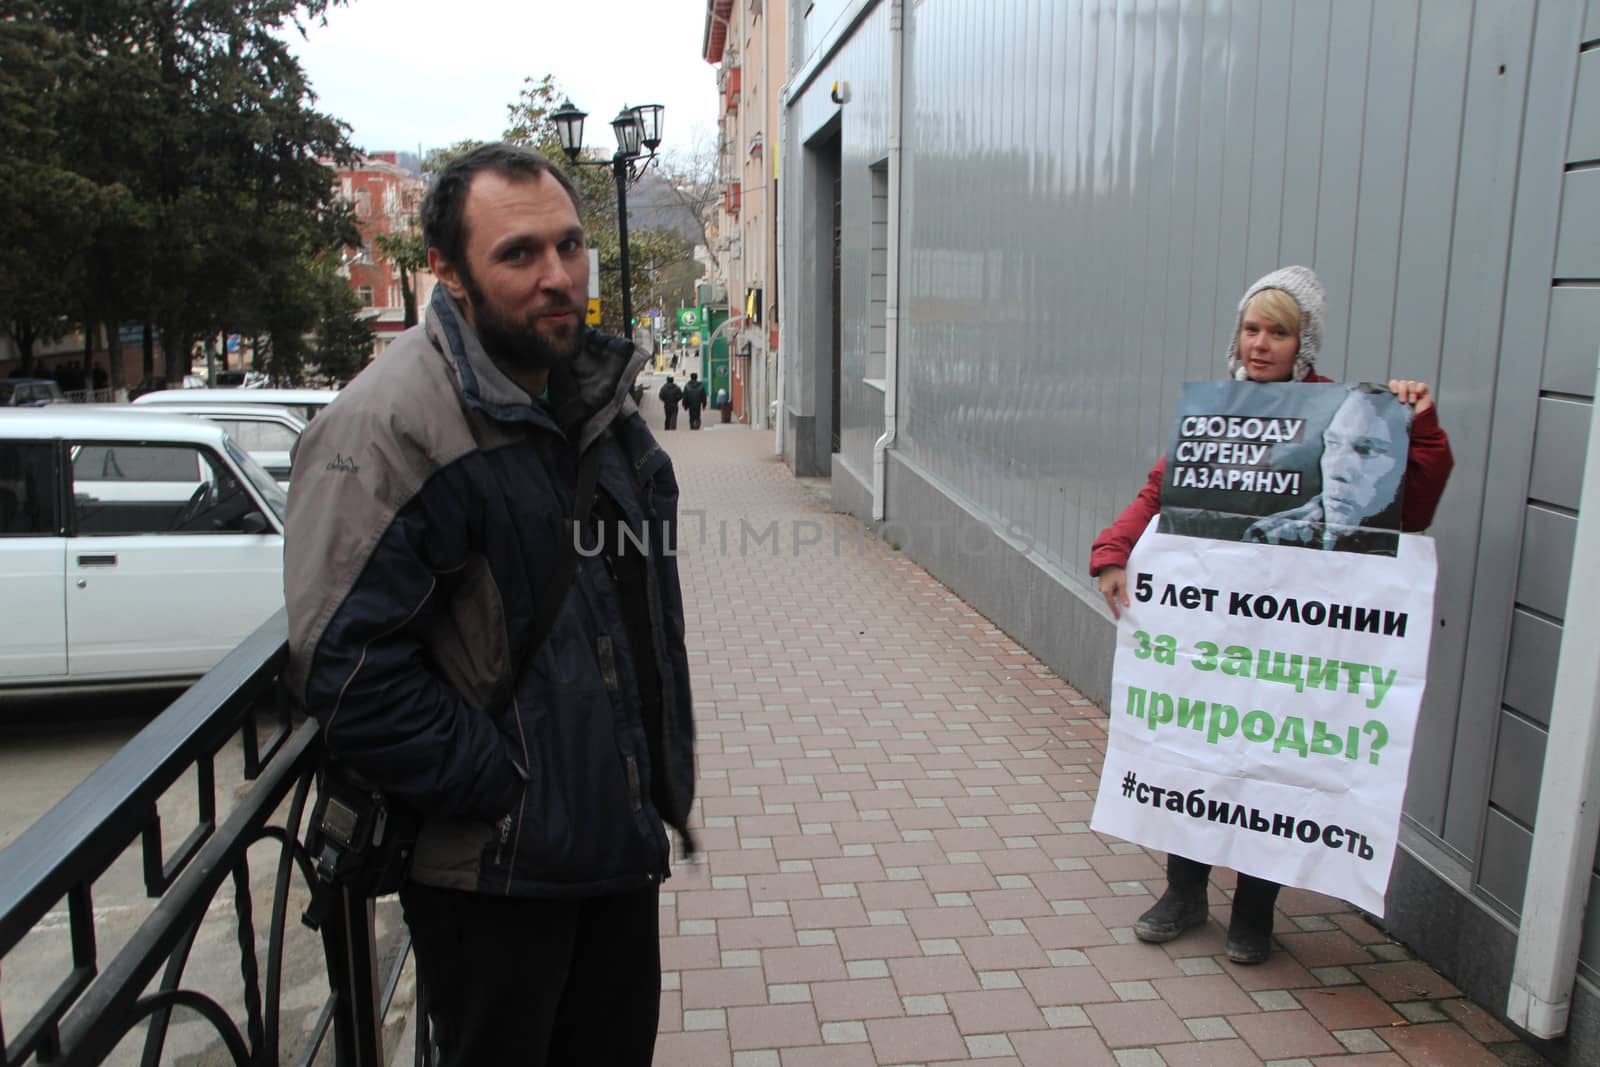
[1488,711,1546,828]
[1554,169,1600,278]
[1545,287,1600,396]
[1589,0,1600,43]
[1515,505,1577,621]
[1502,608,1560,727]
[1480,808,1533,912]
[1572,48,1600,160]
[1424,0,1538,850]
[1529,397,1593,508]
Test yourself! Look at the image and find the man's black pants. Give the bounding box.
[400,882,661,1066]
[687,407,702,430]
[664,406,678,429]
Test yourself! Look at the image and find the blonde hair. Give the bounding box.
[1244,288,1301,334]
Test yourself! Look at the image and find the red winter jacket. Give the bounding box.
[1088,381,1454,576]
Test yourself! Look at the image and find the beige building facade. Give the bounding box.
[703,0,785,428]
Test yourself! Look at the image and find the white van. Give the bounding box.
[0,409,285,693]
[134,387,339,424]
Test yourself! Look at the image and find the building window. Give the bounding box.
[354,188,371,217]
[357,285,374,307]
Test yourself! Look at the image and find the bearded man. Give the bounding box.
[284,143,695,1066]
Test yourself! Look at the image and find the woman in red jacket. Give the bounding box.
[1089,266,1453,964]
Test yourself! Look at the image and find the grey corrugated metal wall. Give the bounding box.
[1468,0,1600,984]
[783,0,1599,1049]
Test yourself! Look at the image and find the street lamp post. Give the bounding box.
[550,99,664,343]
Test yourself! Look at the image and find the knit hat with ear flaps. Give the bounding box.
[1225,265,1327,382]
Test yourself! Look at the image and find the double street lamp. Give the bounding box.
[549,99,664,341]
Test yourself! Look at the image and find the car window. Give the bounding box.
[70,442,269,536]
[215,418,298,452]
[0,441,59,536]
[0,382,14,404]
[224,439,287,521]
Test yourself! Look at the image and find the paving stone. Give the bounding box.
[1229,1010,1344,1060]
[864,1014,969,1062]
[967,1033,1017,1058]
[1009,1028,1121,1067]
[653,1030,731,1066]
[1152,975,1260,1018]
[1111,1049,1164,1067]
[1309,965,1359,986]
[1159,1038,1264,1065]
[1044,1005,1092,1028]
[945,988,1049,1034]
[1379,1022,1505,1067]
[1277,931,1372,969]
[682,968,771,1010]
[902,993,949,1016]
[1439,997,1518,1044]
[1394,1000,1448,1024]
[1086,1001,1193,1047]
[1251,990,1301,1012]
[1333,1028,1390,1054]
[726,1004,822,1051]
[1294,984,1402,1030]
[1184,1016,1238,1041]
[1112,979,1160,1001]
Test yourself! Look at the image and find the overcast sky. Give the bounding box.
[283,0,721,160]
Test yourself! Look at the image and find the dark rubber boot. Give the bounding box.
[1226,873,1281,964]
[1134,855,1211,944]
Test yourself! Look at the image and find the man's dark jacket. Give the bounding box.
[285,286,695,897]
[682,379,706,412]
[658,380,682,409]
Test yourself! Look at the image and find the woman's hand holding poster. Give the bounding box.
[1090,382,1438,915]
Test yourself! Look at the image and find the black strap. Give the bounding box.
[489,443,604,709]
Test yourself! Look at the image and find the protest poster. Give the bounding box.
[1090,382,1438,916]
[1159,381,1410,556]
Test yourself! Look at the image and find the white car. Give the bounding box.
[0,409,285,693]
[134,387,340,424]
[83,403,306,486]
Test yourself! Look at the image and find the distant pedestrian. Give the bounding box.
[658,375,682,430]
[682,373,706,431]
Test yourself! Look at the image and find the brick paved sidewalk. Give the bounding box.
[651,416,1539,1067]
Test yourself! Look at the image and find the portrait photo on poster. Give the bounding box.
[1157,382,1411,556]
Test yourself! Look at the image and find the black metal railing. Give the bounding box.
[0,611,407,1066]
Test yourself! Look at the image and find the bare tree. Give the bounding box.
[653,134,721,255]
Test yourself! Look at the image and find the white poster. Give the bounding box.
[1089,520,1436,915]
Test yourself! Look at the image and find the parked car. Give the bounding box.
[0,408,286,693]
[82,403,305,486]
[134,387,339,424]
[211,370,269,389]
[1,379,65,407]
